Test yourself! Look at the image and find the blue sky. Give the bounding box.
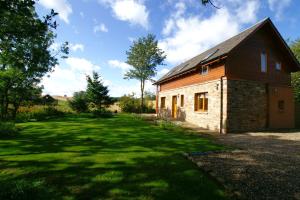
[36,0,300,97]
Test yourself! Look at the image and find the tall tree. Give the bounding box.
[0,0,68,120]
[86,72,112,112]
[125,34,166,112]
[290,39,300,103]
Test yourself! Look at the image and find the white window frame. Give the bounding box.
[261,51,267,73]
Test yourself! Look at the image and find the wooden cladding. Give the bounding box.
[226,25,292,86]
[194,92,208,112]
[160,63,225,91]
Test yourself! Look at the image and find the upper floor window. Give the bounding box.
[276,62,282,71]
[161,97,166,109]
[194,92,208,112]
[261,51,267,72]
[200,66,208,75]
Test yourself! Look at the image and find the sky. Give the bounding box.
[36,0,300,97]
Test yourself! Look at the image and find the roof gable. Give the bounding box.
[155,18,300,84]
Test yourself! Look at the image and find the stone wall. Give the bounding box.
[158,79,227,132]
[226,79,267,132]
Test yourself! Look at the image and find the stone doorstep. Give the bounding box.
[182,152,245,200]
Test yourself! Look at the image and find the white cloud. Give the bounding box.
[107,80,155,97]
[39,0,72,24]
[94,23,108,33]
[236,1,260,23]
[268,0,291,20]
[50,42,60,51]
[70,43,84,52]
[41,57,100,96]
[108,60,132,74]
[159,0,260,65]
[159,9,239,64]
[157,68,170,78]
[65,57,100,74]
[99,0,149,29]
[80,12,84,18]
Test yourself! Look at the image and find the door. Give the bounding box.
[172,96,177,118]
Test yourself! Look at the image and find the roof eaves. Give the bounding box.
[153,54,227,85]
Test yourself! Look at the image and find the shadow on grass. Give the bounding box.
[0,114,227,200]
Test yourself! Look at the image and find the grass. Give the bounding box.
[0,114,227,200]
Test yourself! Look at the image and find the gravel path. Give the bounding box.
[189,131,300,200]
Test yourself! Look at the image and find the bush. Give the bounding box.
[92,109,113,118]
[15,106,65,122]
[0,122,18,136]
[68,91,89,113]
[119,94,155,113]
[144,106,156,113]
[119,94,140,113]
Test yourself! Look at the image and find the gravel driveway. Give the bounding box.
[188,131,300,200]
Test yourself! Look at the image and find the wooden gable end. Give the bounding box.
[225,22,298,86]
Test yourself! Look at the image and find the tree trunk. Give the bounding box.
[140,79,145,113]
[12,103,19,120]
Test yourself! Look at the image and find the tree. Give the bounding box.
[0,0,68,120]
[86,72,112,112]
[290,39,300,103]
[68,91,89,113]
[125,34,166,112]
[201,0,220,8]
[8,69,43,119]
[144,91,156,101]
[118,93,140,113]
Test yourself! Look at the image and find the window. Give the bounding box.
[200,66,208,75]
[161,97,166,109]
[276,62,281,71]
[278,100,285,111]
[180,95,184,107]
[261,51,267,72]
[194,93,208,112]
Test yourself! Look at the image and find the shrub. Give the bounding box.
[157,120,176,130]
[144,106,156,114]
[119,94,156,113]
[119,94,140,113]
[92,109,113,118]
[68,91,89,113]
[0,122,18,136]
[15,106,65,122]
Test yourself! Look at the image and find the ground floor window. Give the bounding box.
[161,97,166,109]
[180,95,184,107]
[194,92,208,112]
[278,100,285,111]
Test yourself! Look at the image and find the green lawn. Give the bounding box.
[0,114,227,200]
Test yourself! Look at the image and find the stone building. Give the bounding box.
[154,18,300,133]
